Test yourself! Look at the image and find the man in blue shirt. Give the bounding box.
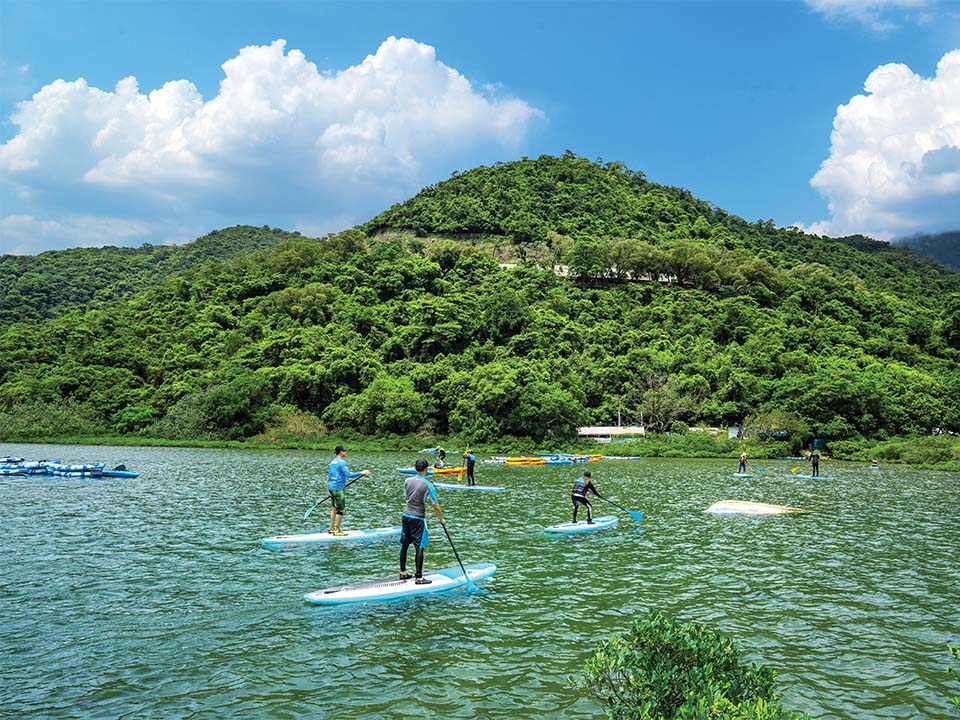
[327,445,369,536]
[400,458,445,583]
[463,449,477,486]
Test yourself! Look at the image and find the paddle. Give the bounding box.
[594,492,644,522]
[303,475,366,521]
[440,522,478,592]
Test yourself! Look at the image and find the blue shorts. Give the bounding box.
[400,515,429,549]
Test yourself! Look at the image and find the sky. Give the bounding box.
[0,0,958,255]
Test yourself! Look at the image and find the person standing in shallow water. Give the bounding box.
[571,470,600,523]
[327,446,369,536]
[400,458,445,584]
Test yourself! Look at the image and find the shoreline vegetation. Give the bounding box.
[3,428,958,472]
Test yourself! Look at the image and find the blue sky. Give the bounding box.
[1,0,958,254]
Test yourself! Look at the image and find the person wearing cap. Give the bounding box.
[400,458,445,584]
[463,449,477,486]
[327,445,369,536]
[571,470,600,524]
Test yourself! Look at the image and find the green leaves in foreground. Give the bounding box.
[576,612,809,720]
[949,646,960,711]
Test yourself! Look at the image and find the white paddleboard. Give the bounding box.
[543,515,618,534]
[304,562,496,605]
[705,500,808,515]
[433,482,506,492]
[261,526,401,548]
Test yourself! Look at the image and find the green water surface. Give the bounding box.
[2,444,958,718]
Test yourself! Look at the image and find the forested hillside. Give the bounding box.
[1,155,959,452]
[898,231,960,273]
[0,225,299,322]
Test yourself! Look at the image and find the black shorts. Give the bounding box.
[400,515,429,548]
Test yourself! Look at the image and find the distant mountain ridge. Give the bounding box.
[0,226,302,322]
[897,231,960,272]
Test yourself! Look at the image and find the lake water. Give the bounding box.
[2,444,958,718]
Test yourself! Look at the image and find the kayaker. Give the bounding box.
[463,449,477,486]
[870,458,880,468]
[327,445,369,536]
[571,470,600,524]
[809,449,821,477]
[400,458,446,584]
[738,452,747,473]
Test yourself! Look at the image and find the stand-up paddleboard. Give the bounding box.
[304,562,496,605]
[733,473,753,478]
[544,515,618,535]
[705,500,809,515]
[793,474,834,480]
[397,468,435,476]
[261,526,401,548]
[433,482,506,492]
[101,469,139,477]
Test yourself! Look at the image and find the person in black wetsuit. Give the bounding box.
[435,447,446,468]
[809,450,820,477]
[463,449,477,486]
[571,470,600,523]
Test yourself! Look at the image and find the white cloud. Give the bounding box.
[0,37,543,253]
[805,0,936,31]
[804,49,960,240]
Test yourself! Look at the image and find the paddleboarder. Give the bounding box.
[435,446,447,468]
[400,458,446,584]
[809,449,821,477]
[738,452,748,474]
[571,470,600,524]
[463,449,477,486]
[327,446,369,536]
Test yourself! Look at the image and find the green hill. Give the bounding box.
[0,225,301,322]
[898,231,960,273]
[1,154,958,457]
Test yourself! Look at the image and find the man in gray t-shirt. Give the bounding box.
[400,458,446,583]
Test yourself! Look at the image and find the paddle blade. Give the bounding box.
[790,467,799,473]
[628,510,644,522]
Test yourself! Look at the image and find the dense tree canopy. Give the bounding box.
[1,155,958,446]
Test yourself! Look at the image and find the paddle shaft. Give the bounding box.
[303,475,365,520]
[440,522,477,592]
[595,493,644,521]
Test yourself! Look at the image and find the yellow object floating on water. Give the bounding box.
[705,500,809,515]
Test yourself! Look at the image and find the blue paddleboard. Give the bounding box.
[543,515,618,535]
[304,562,496,605]
[793,474,834,480]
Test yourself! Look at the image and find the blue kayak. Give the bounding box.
[304,562,497,605]
[261,526,402,548]
[544,515,618,535]
[101,469,139,477]
[433,482,506,492]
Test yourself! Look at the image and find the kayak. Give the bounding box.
[432,466,467,475]
[544,515,618,535]
[304,562,497,605]
[101,469,139,477]
[397,468,436,476]
[793,474,834,480]
[544,459,574,465]
[433,482,506,492]
[705,500,809,515]
[261,526,401,548]
[733,473,753,478]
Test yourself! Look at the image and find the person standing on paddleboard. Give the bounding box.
[463,449,477,486]
[401,458,446,584]
[327,446,369,536]
[809,449,821,477]
[571,470,600,524]
[738,452,748,473]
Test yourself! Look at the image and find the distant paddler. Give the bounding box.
[571,470,601,524]
[462,449,477,486]
[737,452,748,474]
[434,446,447,468]
[809,449,821,477]
[327,445,370,536]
